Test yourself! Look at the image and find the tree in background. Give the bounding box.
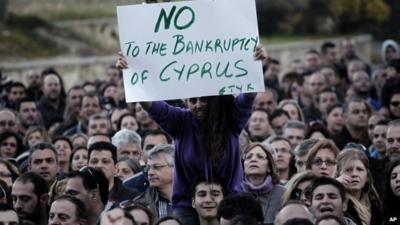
[331,0,390,34]
[0,0,8,22]
[256,0,393,36]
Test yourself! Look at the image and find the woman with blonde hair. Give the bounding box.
[242,143,285,224]
[335,148,382,225]
[282,171,316,206]
[23,126,50,150]
[0,158,20,188]
[278,99,305,123]
[305,138,340,177]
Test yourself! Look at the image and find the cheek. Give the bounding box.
[391,180,397,193]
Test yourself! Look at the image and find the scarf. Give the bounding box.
[244,175,273,195]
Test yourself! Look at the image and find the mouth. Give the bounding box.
[252,127,262,131]
[350,180,360,185]
[16,211,28,218]
[320,206,334,214]
[248,164,259,169]
[319,171,329,177]
[148,178,159,182]
[276,159,284,164]
[77,164,85,169]
[201,204,217,210]
[39,171,50,177]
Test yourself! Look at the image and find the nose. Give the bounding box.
[194,100,203,108]
[350,171,358,177]
[300,194,309,203]
[204,193,214,202]
[249,156,258,162]
[95,164,104,170]
[14,199,22,210]
[50,216,61,225]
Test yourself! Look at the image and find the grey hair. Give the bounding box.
[147,144,175,166]
[312,70,331,87]
[348,60,366,71]
[112,129,142,149]
[283,120,306,131]
[88,113,111,132]
[267,135,293,155]
[262,136,277,158]
[89,113,109,122]
[294,138,318,157]
[388,119,400,129]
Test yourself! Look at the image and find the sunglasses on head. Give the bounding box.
[119,198,147,209]
[79,166,99,190]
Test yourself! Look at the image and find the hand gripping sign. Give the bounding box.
[117,0,264,102]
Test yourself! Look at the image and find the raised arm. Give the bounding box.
[245,44,269,98]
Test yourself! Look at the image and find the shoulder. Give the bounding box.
[273,184,286,195]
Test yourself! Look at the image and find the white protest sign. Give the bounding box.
[117,0,264,102]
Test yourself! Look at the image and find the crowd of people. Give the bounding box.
[0,37,399,225]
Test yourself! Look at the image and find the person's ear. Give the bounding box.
[192,198,195,209]
[184,99,190,108]
[91,189,99,201]
[40,193,49,206]
[78,219,88,225]
[113,164,117,176]
[343,197,348,212]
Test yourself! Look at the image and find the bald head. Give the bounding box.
[43,74,61,100]
[275,202,314,225]
[0,110,18,134]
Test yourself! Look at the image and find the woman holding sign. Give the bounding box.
[117,45,267,225]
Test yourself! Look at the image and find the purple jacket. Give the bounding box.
[147,94,254,208]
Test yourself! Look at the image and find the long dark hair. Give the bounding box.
[0,131,24,158]
[383,160,400,221]
[202,95,238,161]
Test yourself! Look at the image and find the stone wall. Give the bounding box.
[0,34,373,89]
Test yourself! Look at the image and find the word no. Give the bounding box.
[155,5,195,32]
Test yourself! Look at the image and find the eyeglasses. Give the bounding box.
[143,164,171,173]
[290,187,312,200]
[311,158,336,166]
[243,152,268,161]
[119,196,144,209]
[79,166,99,190]
[390,101,400,107]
